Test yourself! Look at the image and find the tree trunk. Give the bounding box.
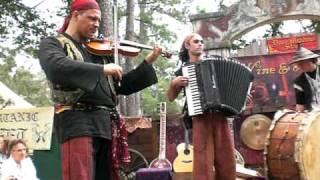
[97,0,113,38]
[138,0,147,43]
[124,0,140,116]
[97,0,129,115]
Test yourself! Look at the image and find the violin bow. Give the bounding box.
[113,0,119,65]
[113,0,122,87]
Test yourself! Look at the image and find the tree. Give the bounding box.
[63,0,189,117]
[0,0,189,115]
[0,48,51,106]
[128,0,191,117]
[0,0,56,55]
[0,0,57,107]
[262,22,284,38]
[301,20,320,33]
[100,0,191,116]
[122,0,140,116]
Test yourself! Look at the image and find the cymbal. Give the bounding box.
[240,114,271,150]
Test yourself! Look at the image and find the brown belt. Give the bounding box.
[54,103,110,114]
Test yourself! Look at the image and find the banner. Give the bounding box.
[237,53,301,113]
[0,107,54,150]
[267,34,317,53]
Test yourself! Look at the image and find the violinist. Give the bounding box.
[38,0,162,180]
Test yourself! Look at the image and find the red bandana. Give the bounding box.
[58,0,100,33]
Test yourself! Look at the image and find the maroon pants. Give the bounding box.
[192,112,236,180]
[61,137,112,180]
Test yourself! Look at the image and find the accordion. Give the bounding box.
[182,57,254,117]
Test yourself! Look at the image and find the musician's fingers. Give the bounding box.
[145,47,162,64]
[118,66,123,74]
[116,69,122,80]
[103,64,123,80]
[153,45,162,55]
[183,77,189,82]
[182,78,188,85]
[179,79,188,87]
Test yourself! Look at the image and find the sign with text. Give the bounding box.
[267,34,317,53]
[237,53,300,113]
[0,107,54,150]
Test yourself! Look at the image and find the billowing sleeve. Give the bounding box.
[38,37,104,93]
[116,60,158,95]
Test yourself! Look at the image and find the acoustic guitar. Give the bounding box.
[173,119,193,172]
[149,102,172,170]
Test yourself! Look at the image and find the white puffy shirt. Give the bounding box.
[1,156,39,180]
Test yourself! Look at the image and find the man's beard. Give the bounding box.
[191,50,202,56]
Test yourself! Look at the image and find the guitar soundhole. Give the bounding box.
[184,149,190,155]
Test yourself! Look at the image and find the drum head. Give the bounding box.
[240,114,271,150]
[297,112,320,180]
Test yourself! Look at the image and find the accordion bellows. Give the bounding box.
[182,56,254,117]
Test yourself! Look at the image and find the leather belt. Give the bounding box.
[54,103,112,114]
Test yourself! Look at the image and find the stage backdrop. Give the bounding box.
[237,52,301,113]
[234,48,320,166]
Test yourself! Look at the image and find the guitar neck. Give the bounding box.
[184,129,190,149]
[158,102,167,160]
[182,115,190,150]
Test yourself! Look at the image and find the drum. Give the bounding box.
[264,110,320,180]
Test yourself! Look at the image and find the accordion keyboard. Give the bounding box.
[182,64,203,116]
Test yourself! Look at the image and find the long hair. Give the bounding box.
[0,136,9,156]
[8,139,28,155]
[178,33,199,63]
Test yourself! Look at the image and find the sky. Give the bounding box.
[22,0,236,39]
[19,0,310,73]
[23,0,308,45]
[23,0,308,40]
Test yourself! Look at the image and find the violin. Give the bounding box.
[84,38,172,58]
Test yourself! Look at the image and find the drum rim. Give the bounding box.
[294,111,320,179]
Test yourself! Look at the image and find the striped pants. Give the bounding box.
[61,137,112,180]
[192,112,236,180]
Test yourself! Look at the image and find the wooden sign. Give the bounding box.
[267,34,317,53]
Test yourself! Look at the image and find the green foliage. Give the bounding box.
[232,22,284,51]
[0,48,51,107]
[231,38,249,50]
[0,1,56,107]
[301,20,320,33]
[141,76,180,118]
[0,0,188,113]
[195,6,207,14]
[0,0,56,55]
[262,22,284,38]
[0,97,13,109]
[121,0,190,116]
[137,0,191,44]
[127,49,181,116]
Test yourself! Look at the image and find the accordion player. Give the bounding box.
[182,56,254,117]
